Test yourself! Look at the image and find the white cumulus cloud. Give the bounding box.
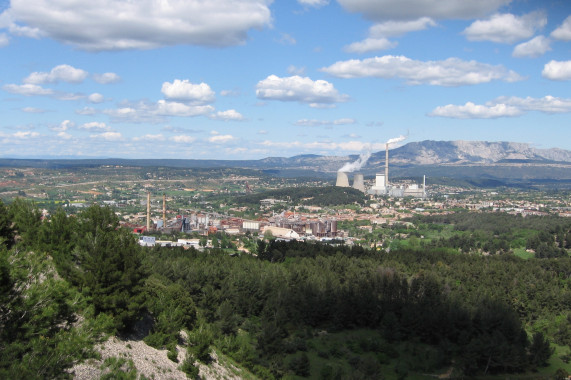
[51,120,74,132]
[3,83,54,96]
[5,0,272,51]
[295,118,356,126]
[105,99,216,122]
[57,131,73,140]
[171,135,196,144]
[88,93,105,103]
[161,79,215,104]
[23,64,88,84]
[369,17,437,37]
[12,131,40,139]
[463,12,547,44]
[80,122,110,132]
[132,134,165,142]
[542,60,571,81]
[430,95,571,119]
[345,18,435,54]
[91,131,122,141]
[211,109,244,121]
[344,38,397,53]
[512,35,551,58]
[156,100,214,117]
[321,55,523,86]
[493,95,571,113]
[429,102,522,118]
[256,75,349,106]
[93,72,121,84]
[336,0,510,21]
[551,15,571,41]
[209,134,236,143]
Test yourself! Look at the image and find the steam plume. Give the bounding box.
[386,135,406,145]
[338,150,371,173]
[337,134,407,173]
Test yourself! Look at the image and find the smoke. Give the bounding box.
[386,135,407,145]
[338,150,371,173]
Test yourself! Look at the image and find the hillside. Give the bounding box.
[375,140,571,165]
[1,140,570,181]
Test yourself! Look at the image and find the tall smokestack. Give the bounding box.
[146,192,151,231]
[162,193,166,229]
[385,143,389,188]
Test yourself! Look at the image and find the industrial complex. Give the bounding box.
[336,142,426,198]
[133,142,426,246]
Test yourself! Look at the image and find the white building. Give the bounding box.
[139,236,156,247]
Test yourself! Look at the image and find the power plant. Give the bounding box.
[335,138,426,198]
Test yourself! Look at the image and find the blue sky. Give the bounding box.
[0,0,570,159]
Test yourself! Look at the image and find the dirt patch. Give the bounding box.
[70,333,245,380]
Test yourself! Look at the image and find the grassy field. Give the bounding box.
[514,247,535,259]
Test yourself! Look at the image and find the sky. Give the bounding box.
[0,0,570,160]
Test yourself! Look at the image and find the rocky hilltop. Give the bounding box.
[380,140,571,165]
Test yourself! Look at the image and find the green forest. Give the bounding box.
[234,186,366,207]
[1,199,570,379]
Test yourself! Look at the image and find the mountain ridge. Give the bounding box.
[374,140,571,166]
[1,140,570,181]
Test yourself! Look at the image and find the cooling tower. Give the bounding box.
[353,173,365,192]
[336,171,350,187]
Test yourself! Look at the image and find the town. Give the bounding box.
[1,165,569,255]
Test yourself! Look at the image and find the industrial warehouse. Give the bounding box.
[134,190,342,247]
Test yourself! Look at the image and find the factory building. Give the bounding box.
[268,214,339,239]
[369,173,387,194]
[242,220,261,232]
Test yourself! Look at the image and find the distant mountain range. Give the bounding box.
[254,140,571,177]
[1,140,570,182]
[379,140,571,165]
